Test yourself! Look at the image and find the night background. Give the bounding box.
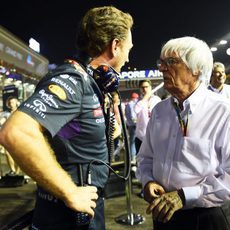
[1,0,230,71]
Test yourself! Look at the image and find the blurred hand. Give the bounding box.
[64,185,98,218]
[143,181,165,203]
[146,190,183,223]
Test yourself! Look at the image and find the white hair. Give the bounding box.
[161,36,213,85]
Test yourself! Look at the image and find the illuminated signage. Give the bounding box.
[0,26,48,76]
[120,69,163,79]
[29,38,40,53]
[27,54,35,66]
[5,46,23,61]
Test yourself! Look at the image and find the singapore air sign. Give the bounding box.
[120,69,163,79]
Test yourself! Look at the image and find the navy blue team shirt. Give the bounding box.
[18,62,109,188]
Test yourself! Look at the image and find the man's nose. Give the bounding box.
[159,63,168,72]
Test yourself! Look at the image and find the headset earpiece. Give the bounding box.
[92,65,119,93]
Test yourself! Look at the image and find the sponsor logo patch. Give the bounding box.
[93,94,99,102]
[96,117,105,123]
[93,108,103,117]
[60,74,78,85]
[38,190,58,203]
[33,100,47,112]
[51,78,75,95]
[39,90,59,108]
[48,84,67,100]
[24,101,46,119]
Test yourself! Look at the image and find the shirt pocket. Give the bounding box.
[175,137,211,176]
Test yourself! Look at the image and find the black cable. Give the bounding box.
[87,90,131,182]
[87,159,128,185]
[106,93,115,165]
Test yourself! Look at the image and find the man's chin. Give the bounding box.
[163,82,171,91]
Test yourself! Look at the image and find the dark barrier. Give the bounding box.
[1,210,33,230]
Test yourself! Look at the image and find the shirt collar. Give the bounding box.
[172,83,207,114]
[208,84,223,94]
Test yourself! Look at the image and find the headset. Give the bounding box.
[88,65,120,93]
[86,64,131,180]
[67,58,131,170]
[72,51,120,93]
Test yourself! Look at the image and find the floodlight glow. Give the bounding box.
[219,40,227,45]
[210,47,217,52]
[226,48,230,56]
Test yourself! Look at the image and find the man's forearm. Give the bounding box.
[0,111,78,201]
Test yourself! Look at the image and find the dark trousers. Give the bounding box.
[135,137,142,154]
[30,187,105,230]
[221,201,230,224]
[127,125,136,159]
[154,207,230,230]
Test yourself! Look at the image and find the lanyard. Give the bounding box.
[173,102,189,136]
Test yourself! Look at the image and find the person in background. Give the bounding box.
[134,80,161,198]
[134,79,161,153]
[208,61,230,223]
[0,6,133,229]
[0,96,21,176]
[125,92,139,161]
[208,62,230,98]
[110,91,123,161]
[136,36,230,230]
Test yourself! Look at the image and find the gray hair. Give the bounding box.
[160,36,213,85]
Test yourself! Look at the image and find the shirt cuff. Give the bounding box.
[182,185,202,208]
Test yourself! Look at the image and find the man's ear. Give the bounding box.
[111,38,120,57]
[192,70,201,78]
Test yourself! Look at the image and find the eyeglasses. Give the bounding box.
[140,85,150,89]
[212,71,225,76]
[156,57,182,68]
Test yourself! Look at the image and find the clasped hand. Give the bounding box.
[144,182,183,223]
